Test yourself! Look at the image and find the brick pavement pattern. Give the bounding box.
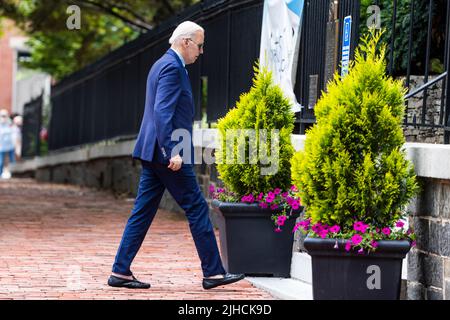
[0,178,275,300]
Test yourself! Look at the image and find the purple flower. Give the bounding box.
[411,241,417,247]
[209,185,215,194]
[217,188,224,193]
[273,188,281,195]
[382,227,391,236]
[274,227,282,233]
[396,220,405,228]
[371,240,379,248]
[257,193,264,201]
[329,225,340,233]
[281,192,288,198]
[357,248,364,255]
[291,202,300,210]
[290,185,298,192]
[351,234,363,245]
[270,204,279,210]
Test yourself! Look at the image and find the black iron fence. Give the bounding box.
[43,0,450,151]
[48,0,265,151]
[22,94,43,158]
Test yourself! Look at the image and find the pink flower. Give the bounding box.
[382,227,391,236]
[318,230,328,239]
[241,194,255,203]
[353,221,369,233]
[329,225,340,233]
[209,185,215,194]
[259,202,268,209]
[270,204,279,210]
[358,248,364,255]
[351,234,363,245]
[345,242,352,252]
[290,185,298,192]
[291,202,300,210]
[273,188,281,195]
[274,227,282,233]
[277,216,287,226]
[396,221,405,228]
[286,196,294,205]
[311,223,322,233]
[281,192,288,198]
[217,188,224,193]
[295,220,310,232]
[257,193,264,201]
[266,192,275,203]
[411,241,417,247]
[371,241,379,248]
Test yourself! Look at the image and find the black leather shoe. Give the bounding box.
[202,273,245,290]
[107,275,151,289]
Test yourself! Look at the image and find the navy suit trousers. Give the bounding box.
[112,160,226,277]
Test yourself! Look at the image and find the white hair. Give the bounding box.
[169,21,204,44]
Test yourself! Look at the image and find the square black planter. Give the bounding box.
[304,236,411,300]
[212,199,302,277]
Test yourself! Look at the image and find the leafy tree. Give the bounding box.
[0,0,198,79]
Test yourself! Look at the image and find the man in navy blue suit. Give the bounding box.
[108,21,244,290]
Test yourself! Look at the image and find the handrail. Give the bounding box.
[404,71,447,100]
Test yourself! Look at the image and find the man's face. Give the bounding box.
[183,30,204,65]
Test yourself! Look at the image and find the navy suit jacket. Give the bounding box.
[133,49,194,164]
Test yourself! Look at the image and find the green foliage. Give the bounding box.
[360,0,446,75]
[215,66,295,196]
[0,0,198,80]
[291,30,418,230]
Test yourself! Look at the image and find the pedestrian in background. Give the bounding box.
[0,109,15,179]
[12,115,23,160]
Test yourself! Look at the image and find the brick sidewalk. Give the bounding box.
[0,178,274,300]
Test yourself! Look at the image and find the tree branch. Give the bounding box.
[72,0,152,32]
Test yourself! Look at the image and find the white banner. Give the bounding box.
[259,0,304,113]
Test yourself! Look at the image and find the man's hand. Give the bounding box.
[168,154,183,171]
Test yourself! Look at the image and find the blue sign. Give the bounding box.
[341,15,352,78]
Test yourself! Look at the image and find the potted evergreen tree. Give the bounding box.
[210,66,302,277]
[291,31,419,299]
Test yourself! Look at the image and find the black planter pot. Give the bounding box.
[211,199,302,277]
[304,236,411,300]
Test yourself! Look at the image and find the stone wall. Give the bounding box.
[407,178,450,300]
[402,75,445,144]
